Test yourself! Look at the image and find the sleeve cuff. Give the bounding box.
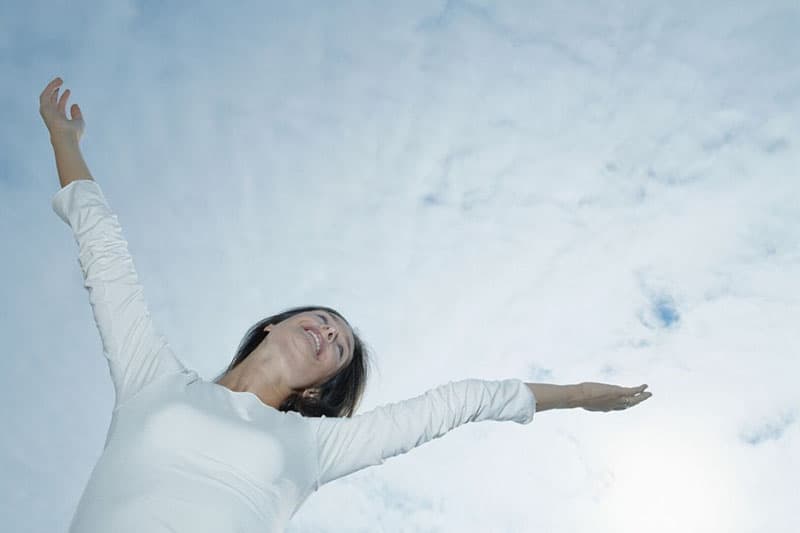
[51,179,103,226]
[515,379,537,423]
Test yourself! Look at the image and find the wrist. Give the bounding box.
[526,383,584,411]
[50,132,80,149]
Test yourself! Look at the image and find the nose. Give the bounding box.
[321,324,337,342]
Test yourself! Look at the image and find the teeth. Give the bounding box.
[305,329,320,355]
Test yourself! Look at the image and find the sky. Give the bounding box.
[1,0,799,531]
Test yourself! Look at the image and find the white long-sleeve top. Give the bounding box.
[52,179,538,533]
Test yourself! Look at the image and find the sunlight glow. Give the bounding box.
[601,416,744,533]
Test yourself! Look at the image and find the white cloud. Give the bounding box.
[2,1,798,531]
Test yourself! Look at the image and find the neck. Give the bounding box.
[216,360,292,409]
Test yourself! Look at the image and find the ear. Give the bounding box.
[302,388,320,400]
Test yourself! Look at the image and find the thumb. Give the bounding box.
[70,103,83,120]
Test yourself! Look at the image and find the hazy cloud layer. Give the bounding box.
[2,1,798,532]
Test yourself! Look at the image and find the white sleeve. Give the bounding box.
[311,378,537,488]
[52,179,188,408]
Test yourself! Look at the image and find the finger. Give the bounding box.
[49,79,63,104]
[58,89,70,114]
[621,399,636,410]
[71,103,82,120]
[40,77,62,101]
[631,392,652,405]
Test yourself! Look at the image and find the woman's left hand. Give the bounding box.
[579,382,652,412]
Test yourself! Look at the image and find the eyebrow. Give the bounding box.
[318,312,353,360]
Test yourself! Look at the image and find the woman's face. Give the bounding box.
[263,310,355,389]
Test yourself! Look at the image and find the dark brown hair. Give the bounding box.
[213,305,371,418]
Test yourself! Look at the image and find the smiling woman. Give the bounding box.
[213,305,371,418]
[45,76,652,533]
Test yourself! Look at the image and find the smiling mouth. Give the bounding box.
[303,329,321,359]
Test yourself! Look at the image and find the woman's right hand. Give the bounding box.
[39,76,85,143]
[579,382,652,412]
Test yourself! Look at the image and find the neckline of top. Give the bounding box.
[207,380,291,414]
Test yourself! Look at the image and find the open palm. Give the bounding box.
[39,77,85,142]
[580,383,652,412]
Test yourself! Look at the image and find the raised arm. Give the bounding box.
[42,77,189,409]
[309,378,537,488]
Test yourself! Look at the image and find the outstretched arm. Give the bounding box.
[310,379,653,488]
[42,77,189,409]
[527,382,652,412]
[309,378,537,489]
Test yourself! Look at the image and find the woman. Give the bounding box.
[40,76,652,533]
